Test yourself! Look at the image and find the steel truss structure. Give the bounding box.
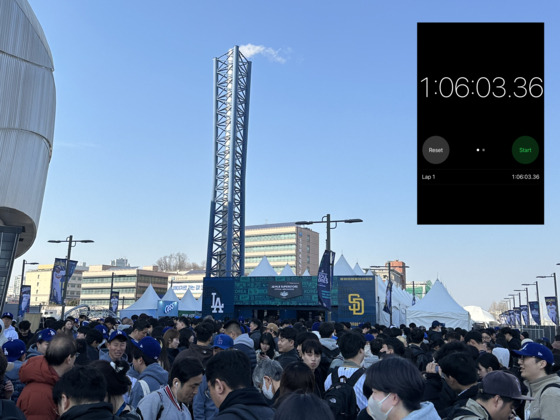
[206,46,252,278]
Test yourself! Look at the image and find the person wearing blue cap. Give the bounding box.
[129,336,168,409]
[514,342,560,419]
[2,312,18,341]
[3,339,27,402]
[27,328,57,359]
[99,330,128,363]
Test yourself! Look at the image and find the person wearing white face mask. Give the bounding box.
[252,358,283,405]
[362,356,441,420]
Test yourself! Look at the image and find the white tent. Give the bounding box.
[179,288,202,313]
[161,287,180,302]
[279,264,295,276]
[249,257,278,276]
[334,255,354,276]
[376,277,414,326]
[353,263,365,276]
[406,280,472,330]
[119,284,160,318]
[464,305,498,326]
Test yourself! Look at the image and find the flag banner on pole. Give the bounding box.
[529,301,541,325]
[545,296,558,325]
[520,305,529,326]
[110,291,120,313]
[513,307,521,326]
[383,280,392,314]
[317,250,334,311]
[18,285,31,317]
[50,258,78,305]
[507,310,515,326]
[412,294,416,306]
[499,312,507,325]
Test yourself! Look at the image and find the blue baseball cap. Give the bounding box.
[213,334,234,350]
[37,328,56,342]
[1,312,14,320]
[513,342,554,365]
[132,336,161,360]
[95,324,109,339]
[3,339,26,362]
[108,330,127,342]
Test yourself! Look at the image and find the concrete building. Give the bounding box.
[244,223,319,276]
[24,263,88,307]
[80,265,169,309]
[169,269,205,299]
[370,260,408,289]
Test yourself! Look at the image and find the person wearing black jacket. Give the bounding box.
[274,327,300,369]
[206,350,274,420]
[437,352,480,418]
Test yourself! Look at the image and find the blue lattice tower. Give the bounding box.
[206,46,251,278]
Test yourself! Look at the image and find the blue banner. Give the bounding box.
[520,305,529,326]
[110,291,120,313]
[157,300,178,318]
[202,277,235,319]
[529,301,541,325]
[337,277,376,326]
[317,250,334,311]
[545,297,557,325]
[18,285,31,318]
[507,310,515,326]
[514,307,521,326]
[50,258,78,305]
[383,280,392,314]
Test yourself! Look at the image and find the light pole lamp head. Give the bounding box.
[344,219,363,223]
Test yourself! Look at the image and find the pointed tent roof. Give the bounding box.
[179,288,201,312]
[161,287,180,302]
[406,280,472,329]
[279,264,295,276]
[249,257,278,277]
[302,269,311,276]
[334,255,354,276]
[119,284,160,317]
[353,263,365,276]
[464,306,497,324]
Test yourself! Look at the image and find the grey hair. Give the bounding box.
[252,358,283,388]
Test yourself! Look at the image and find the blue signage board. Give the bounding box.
[337,276,376,326]
[157,300,178,318]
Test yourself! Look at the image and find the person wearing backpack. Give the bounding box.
[323,331,368,419]
[513,342,560,419]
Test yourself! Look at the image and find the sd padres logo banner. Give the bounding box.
[337,276,375,326]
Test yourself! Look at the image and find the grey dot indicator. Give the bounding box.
[423,136,450,164]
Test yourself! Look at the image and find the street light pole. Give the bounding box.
[295,214,363,321]
[514,289,529,325]
[522,281,540,325]
[538,271,559,326]
[48,235,93,319]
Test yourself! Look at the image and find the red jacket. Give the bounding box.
[16,355,60,420]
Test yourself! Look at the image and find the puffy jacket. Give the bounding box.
[233,334,257,372]
[215,387,274,420]
[524,374,560,419]
[16,355,59,420]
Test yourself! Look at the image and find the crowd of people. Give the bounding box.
[0,310,559,420]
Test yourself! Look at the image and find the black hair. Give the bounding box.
[445,331,461,342]
[250,318,263,330]
[365,356,424,412]
[168,357,204,387]
[132,319,149,332]
[296,332,319,348]
[477,353,500,371]
[45,335,77,366]
[370,338,383,356]
[277,361,315,398]
[89,360,131,396]
[318,322,335,339]
[409,328,424,344]
[383,337,405,356]
[206,349,252,390]
[194,322,214,343]
[439,352,478,386]
[301,339,322,355]
[464,330,483,344]
[179,328,195,349]
[259,332,277,359]
[338,331,366,359]
[434,341,470,363]
[223,320,242,336]
[279,327,297,342]
[273,392,334,420]
[52,365,107,405]
[18,320,31,331]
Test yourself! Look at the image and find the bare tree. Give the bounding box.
[155,252,205,272]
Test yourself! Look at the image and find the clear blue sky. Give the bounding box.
[19,0,560,311]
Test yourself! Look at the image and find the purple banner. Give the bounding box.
[110,291,120,313]
[507,310,515,326]
[317,250,334,311]
[50,258,78,305]
[545,296,557,325]
[529,301,541,325]
[18,285,31,318]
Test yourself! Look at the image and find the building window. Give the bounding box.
[306,245,310,252]
[307,234,310,242]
